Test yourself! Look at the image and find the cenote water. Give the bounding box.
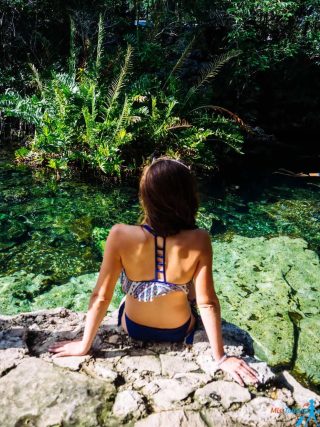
[1,148,319,392]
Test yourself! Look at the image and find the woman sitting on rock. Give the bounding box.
[49,156,259,387]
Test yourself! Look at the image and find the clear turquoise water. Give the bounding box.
[1,149,319,315]
[1,148,320,392]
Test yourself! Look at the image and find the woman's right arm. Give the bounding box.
[193,230,259,387]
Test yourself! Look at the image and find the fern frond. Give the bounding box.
[183,49,241,107]
[112,95,130,145]
[28,63,43,96]
[167,119,192,131]
[68,16,77,79]
[191,105,253,133]
[96,13,105,76]
[163,36,195,89]
[105,44,133,120]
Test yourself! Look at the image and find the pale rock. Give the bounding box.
[200,408,234,426]
[0,357,116,427]
[116,354,161,375]
[52,355,91,371]
[134,410,207,427]
[91,363,118,382]
[229,397,297,426]
[281,370,320,407]
[142,377,200,411]
[194,380,251,409]
[0,327,29,376]
[196,354,218,377]
[108,334,120,344]
[160,354,199,377]
[112,389,146,420]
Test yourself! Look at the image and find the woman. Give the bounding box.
[49,157,259,387]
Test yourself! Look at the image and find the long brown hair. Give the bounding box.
[138,156,199,236]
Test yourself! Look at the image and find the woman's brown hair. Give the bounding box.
[138,156,199,236]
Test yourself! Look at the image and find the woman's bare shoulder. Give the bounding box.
[109,223,141,238]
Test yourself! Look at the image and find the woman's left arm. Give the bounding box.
[48,224,123,357]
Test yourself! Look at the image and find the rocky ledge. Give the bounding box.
[1,307,319,427]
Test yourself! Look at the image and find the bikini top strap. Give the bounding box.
[141,223,157,236]
[141,224,166,282]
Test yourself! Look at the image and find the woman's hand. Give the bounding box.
[219,356,259,387]
[48,339,89,358]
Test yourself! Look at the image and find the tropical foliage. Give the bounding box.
[0,12,246,178]
[1,1,319,178]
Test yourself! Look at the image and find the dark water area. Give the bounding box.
[1,145,320,392]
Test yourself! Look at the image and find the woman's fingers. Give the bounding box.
[48,341,70,350]
[239,363,259,382]
[49,341,69,348]
[241,362,259,377]
[232,371,245,387]
[240,366,259,382]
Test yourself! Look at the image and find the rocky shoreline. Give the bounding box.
[1,307,319,426]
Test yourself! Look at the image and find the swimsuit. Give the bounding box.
[117,223,200,344]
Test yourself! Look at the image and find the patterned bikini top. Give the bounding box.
[120,224,193,302]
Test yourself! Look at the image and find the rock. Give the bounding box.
[200,408,234,426]
[52,355,91,371]
[280,370,320,407]
[160,354,199,377]
[0,357,116,427]
[117,354,161,376]
[0,304,319,426]
[196,354,219,377]
[135,410,207,427]
[229,397,297,426]
[108,334,120,344]
[195,380,251,409]
[112,389,146,421]
[88,362,118,383]
[142,375,204,411]
[0,327,29,376]
[273,388,295,406]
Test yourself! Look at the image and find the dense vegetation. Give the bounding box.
[0,0,319,179]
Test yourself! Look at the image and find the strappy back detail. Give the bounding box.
[141,224,167,282]
[119,223,193,302]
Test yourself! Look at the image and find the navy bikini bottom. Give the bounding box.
[117,299,199,344]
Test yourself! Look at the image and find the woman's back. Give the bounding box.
[117,223,207,328]
[119,224,201,284]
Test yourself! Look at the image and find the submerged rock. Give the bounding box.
[213,235,320,387]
